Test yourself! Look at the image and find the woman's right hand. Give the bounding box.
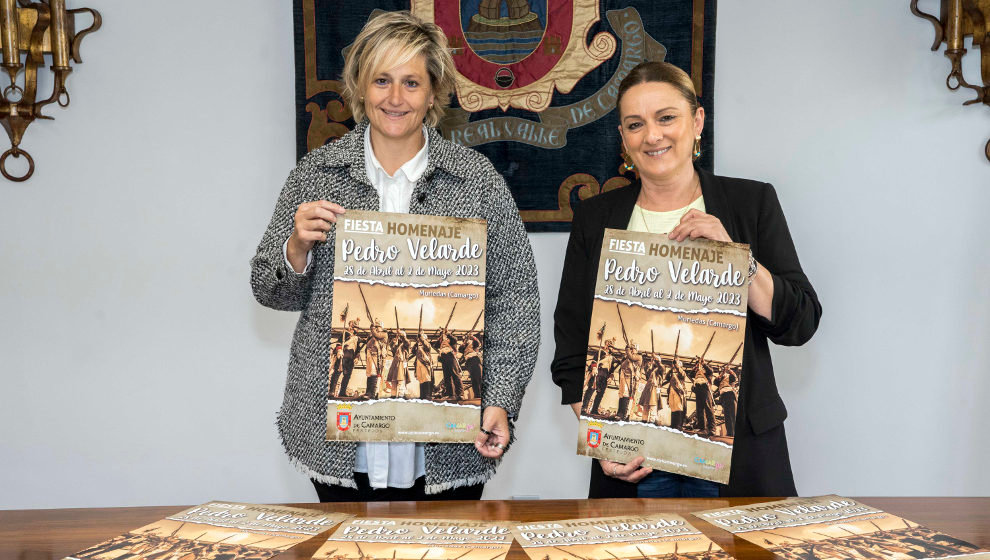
[599,457,652,483]
[286,201,345,272]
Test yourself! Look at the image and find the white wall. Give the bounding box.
[1,1,988,509]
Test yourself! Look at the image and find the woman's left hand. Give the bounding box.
[474,406,509,459]
[668,209,732,243]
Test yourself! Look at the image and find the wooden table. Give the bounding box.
[2,498,987,560]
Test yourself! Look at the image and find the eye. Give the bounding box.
[659,115,676,124]
[405,80,420,88]
[626,122,642,130]
[373,77,389,86]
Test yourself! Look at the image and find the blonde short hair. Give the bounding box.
[342,11,456,127]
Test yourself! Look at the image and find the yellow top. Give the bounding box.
[626,196,706,234]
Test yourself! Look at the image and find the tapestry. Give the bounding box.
[294,0,716,232]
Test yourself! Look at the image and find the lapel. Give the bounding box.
[697,166,738,240]
[604,180,640,230]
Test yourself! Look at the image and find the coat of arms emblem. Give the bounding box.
[412,0,616,111]
[587,427,601,447]
[336,410,351,431]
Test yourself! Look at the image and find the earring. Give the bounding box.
[621,152,635,172]
[693,135,702,160]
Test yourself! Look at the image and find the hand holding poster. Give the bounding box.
[65,502,349,560]
[327,210,487,443]
[693,495,990,560]
[578,229,750,483]
[314,518,512,560]
[510,514,731,560]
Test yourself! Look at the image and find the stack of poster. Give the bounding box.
[693,495,990,560]
[510,514,731,560]
[65,501,349,560]
[326,210,487,443]
[578,229,750,483]
[314,518,512,560]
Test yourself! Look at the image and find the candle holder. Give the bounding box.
[0,0,100,182]
[912,0,990,162]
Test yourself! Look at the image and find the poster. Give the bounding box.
[327,210,487,443]
[577,228,749,483]
[314,518,512,560]
[65,502,349,560]
[511,514,730,560]
[693,495,990,560]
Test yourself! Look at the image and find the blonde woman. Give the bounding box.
[252,11,538,501]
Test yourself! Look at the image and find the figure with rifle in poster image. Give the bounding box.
[664,330,688,432]
[714,343,742,437]
[582,326,618,417]
[636,329,664,423]
[385,306,413,399]
[458,308,485,400]
[613,304,642,421]
[357,284,388,400]
[334,302,365,398]
[410,304,436,401]
[687,332,717,437]
[434,302,465,401]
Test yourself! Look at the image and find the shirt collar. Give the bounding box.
[364,125,430,184]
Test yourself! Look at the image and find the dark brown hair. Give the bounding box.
[615,61,699,116]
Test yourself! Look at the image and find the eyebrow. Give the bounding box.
[623,107,679,121]
[377,70,426,81]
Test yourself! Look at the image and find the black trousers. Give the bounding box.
[312,473,484,502]
[719,393,737,437]
[338,356,354,397]
[616,396,630,419]
[693,386,715,433]
[419,380,434,400]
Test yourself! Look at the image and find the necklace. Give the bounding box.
[638,204,655,234]
[636,177,702,235]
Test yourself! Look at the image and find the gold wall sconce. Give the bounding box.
[0,0,100,182]
[912,0,990,161]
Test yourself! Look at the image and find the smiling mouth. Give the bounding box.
[645,147,671,157]
[381,108,409,118]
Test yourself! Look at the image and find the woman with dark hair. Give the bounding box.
[251,11,539,501]
[551,61,822,498]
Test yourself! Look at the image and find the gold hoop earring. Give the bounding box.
[693,136,702,160]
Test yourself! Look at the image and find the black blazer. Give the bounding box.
[551,167,822,498]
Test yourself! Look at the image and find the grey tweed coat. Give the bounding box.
[250,121,540,493]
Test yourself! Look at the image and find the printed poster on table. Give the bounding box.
[510,514,731,560]
[327,210,487,443]
[65,501,349,560]
[693,495,990,560]
[314,518,512,560]
[577,228,749,484]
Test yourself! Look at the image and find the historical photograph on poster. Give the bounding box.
[577,228,749,483]
[327,210,487,443]
[64,502,349,560]
[694,495,990,560]
[314,518,512,560]
[510,514,730,560]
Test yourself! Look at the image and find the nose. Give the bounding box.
[387,82,403,106]
[645,121,663,143]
